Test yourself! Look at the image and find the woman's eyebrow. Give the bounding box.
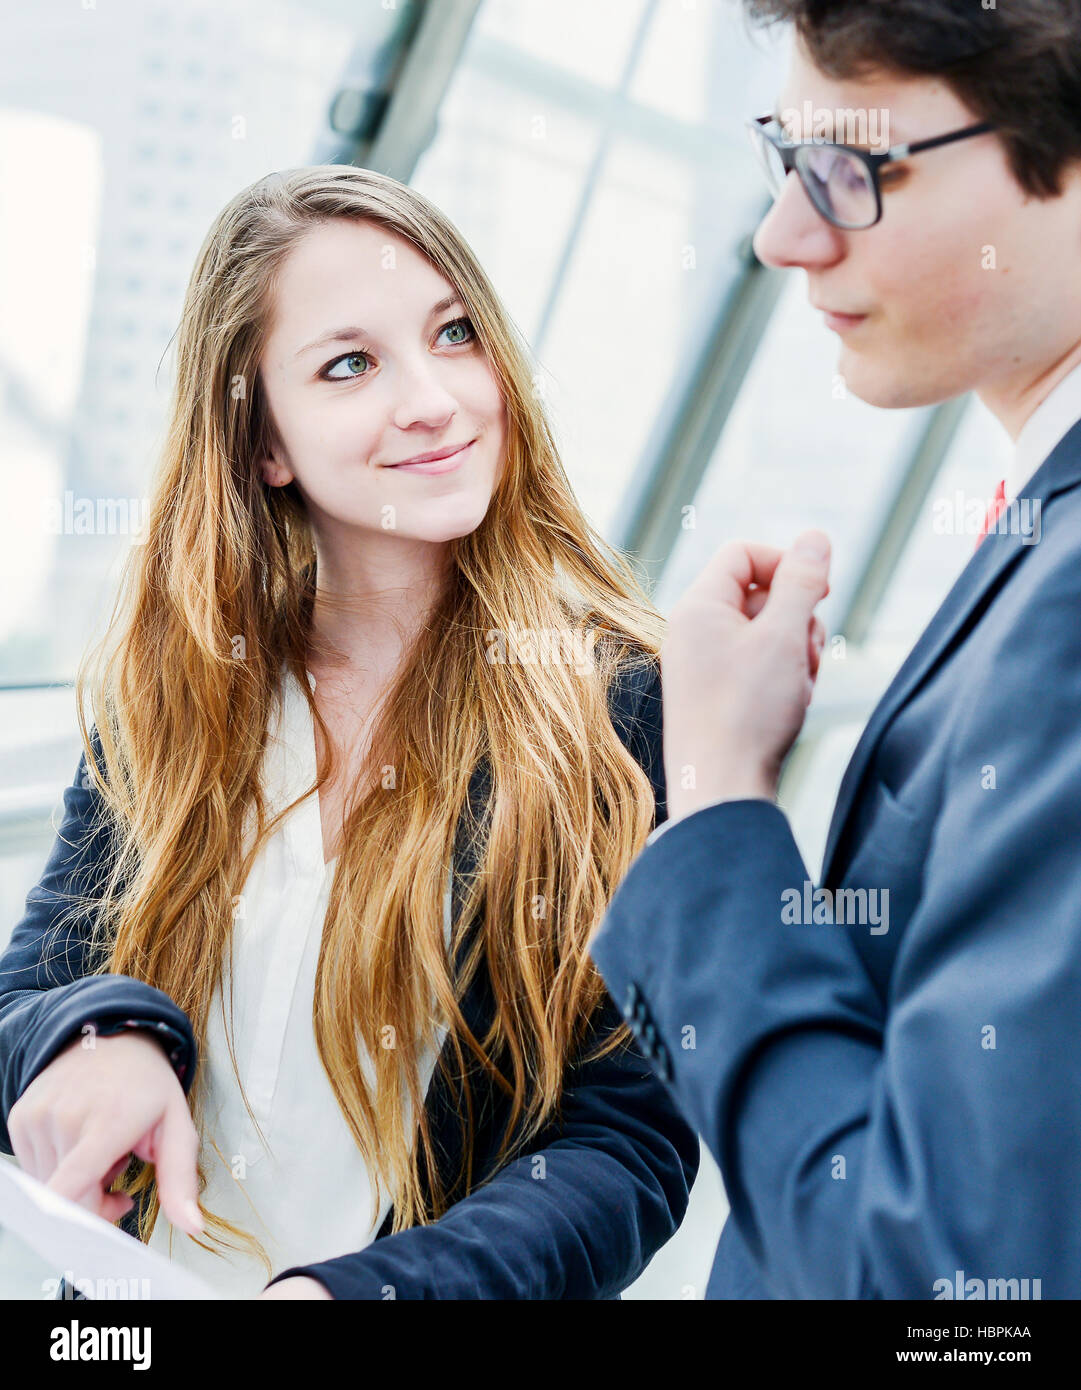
[294,294,465,359]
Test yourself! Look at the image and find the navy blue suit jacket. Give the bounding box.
[592,415,1081,1299]
[0,659,698,1299]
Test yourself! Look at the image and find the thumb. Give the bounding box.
[761,530,831,634]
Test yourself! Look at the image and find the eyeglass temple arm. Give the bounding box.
[884,121,995,161]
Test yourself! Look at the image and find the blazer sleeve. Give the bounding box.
[265,657,701,1299]
[0,730,197,1154]
[590,572,1081,1299]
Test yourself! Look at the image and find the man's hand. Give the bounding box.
[660,529,831,824]
[257,1276,334,1300]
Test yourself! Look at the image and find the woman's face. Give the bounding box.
[256,218,507,546]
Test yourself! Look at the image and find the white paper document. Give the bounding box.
[0,1158,217,1299]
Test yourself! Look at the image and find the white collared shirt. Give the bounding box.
[147,665,450,1297]
[1005,359,1081,503]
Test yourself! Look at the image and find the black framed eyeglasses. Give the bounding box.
[745,114,996,229]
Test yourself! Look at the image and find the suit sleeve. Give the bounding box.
[590,579,1081,1299]
[266,657,700,1299]
[0,731,197,1153]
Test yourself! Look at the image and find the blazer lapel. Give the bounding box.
[819,415,1081,888]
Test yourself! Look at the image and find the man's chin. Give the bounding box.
[835,348,961,411]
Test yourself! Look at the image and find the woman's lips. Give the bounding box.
[385,440,475,475]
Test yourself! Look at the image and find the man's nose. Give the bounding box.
[751,170,848,271]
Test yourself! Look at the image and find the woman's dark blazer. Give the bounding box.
[0,658,698,1299]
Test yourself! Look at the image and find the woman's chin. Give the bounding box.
[395,499,494,544]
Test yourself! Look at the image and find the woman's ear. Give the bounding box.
[258,452,294,488]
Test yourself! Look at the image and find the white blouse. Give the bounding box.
[146,665,451,1298]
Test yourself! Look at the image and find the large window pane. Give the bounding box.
[0,0,417,687]
[411,0,785,531]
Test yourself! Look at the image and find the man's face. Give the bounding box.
[751,39,1081,421]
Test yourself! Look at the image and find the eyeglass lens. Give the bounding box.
[797,145,876,228]
[748,123,878,228]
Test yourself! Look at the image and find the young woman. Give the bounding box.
[0,165,697,1300]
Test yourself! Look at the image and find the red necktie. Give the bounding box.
[975,478,1007,550]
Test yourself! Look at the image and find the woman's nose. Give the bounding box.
[389,358,459,431]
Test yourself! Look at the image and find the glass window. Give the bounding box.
[866,396,1013,652]
[411,0,785,530]
[0,0,417,688]
[655,274,929,623]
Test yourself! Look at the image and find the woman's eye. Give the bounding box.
[321,319,473,381]
[439,317,475,346]
[324,350,371,381]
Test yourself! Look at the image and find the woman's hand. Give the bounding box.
[661,530,831,824]
[257,1276,333,1300]
[6,1029,204,1235]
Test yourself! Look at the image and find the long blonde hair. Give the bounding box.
[62,164,665,1275]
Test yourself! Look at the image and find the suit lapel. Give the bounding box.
[819,415,1081,888]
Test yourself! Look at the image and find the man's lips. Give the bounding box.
[813,303,870,334]
[382,439,476,474]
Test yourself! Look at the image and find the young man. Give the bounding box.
[591,0,1081,1298]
